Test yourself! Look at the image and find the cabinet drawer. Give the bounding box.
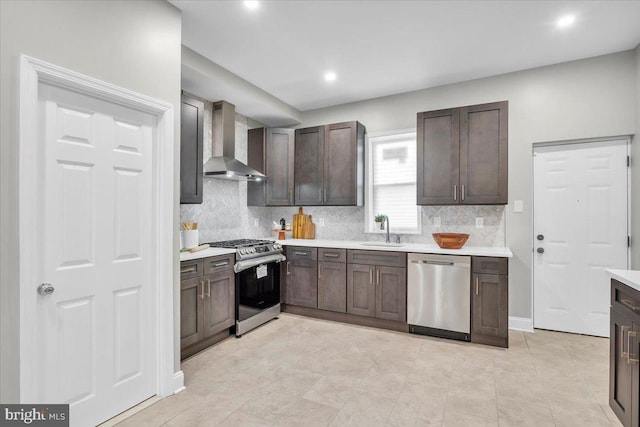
[347,250,406,268]
[472,256,508,275]
[318,248,346,263]
[181,259,204,280]
[612,279,640,317]
[203,254,234,275]
[287,246,317,263]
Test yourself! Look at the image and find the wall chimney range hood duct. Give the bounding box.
[204,100,266,181]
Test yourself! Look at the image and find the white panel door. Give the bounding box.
[533,139,628,337]
[36,82,155,426]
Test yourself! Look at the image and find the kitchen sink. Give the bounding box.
[361,242,404,247]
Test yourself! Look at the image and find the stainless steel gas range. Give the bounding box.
[206,239,285,337]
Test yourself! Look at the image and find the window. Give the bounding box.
[366,130,420,234]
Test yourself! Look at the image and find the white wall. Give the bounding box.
[298,51,637,319]
[0,0,182,402]
[634,44,640,269]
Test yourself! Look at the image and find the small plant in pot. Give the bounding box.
[374,214,386,230]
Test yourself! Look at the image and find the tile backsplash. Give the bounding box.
[180,103,506,247]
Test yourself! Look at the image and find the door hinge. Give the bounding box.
[629,236,632,248]
[628,155,631,167]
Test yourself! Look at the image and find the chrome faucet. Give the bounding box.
[381,215,391,243]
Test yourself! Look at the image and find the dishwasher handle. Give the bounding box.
[410,260,455,266]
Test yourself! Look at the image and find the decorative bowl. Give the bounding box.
[432,233,470,249]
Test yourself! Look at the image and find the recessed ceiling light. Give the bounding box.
[324,71,337,82]
[244,1,259,10]
[557,14,575,28]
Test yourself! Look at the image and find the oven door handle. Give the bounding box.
[234,253,286,273]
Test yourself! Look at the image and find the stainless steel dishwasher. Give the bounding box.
[407,253,471,341]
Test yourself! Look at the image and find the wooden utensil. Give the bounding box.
[302,215,315,239]
[189,243,210,253]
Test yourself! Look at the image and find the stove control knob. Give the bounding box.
[240,249,246,255]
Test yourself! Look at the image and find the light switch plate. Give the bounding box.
[514,200,524,212]
[475,217,484,229]
[319,218,325,227]
[254,218,259,227]
[433,217,441,227]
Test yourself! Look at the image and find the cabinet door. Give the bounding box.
[417,108,460,205]
[324,122,362,206]
[180,277,204,349]
[471,273,508,344]
[285,257,318,308]
[347,264,376,317]
[459,101,508,204]
[295,126,324,205]
[375,266,407,322]
[180,94,204,204]
[266,128,295,206]
[203,270,235,338]
[318,261,347,313]
[610,305,634,426]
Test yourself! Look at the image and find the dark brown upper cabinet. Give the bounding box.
[417,101,508,205]
[294,121,365,206]
[247,128,295,206]
[180,93,204,204]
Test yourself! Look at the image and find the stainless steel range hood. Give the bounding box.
[204,100,266,181]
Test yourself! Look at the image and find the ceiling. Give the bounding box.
[171,0,640,115]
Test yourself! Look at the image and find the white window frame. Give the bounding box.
[365,129,421,235]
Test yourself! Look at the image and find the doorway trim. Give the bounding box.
[18,55,180,403]
[531,135,632,332]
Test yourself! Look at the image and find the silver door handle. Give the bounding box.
[376,269,380,285]
[319,264,323,278]
[199,280,205,300]
[453,184,457,201]
[289,190,293,203]
[205,279,211,298]
[211,262,229,268]
[411,260,454,266]
[324,188,327,202]
[38,283,55,295]
[475,277,479,295]
[622,326,629,358]
[286,262,291,275]
[461,185,465,201]
[629,330,638,364]
[294,251,309,256]
[369,268,373,285]
[324,253,339,258]
[181,266,197,274]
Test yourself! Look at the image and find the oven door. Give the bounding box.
[235,257,283,322]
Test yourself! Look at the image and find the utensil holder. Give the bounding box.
[182,230,199,249]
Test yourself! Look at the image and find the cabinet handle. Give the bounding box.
[453,184,457,201]
[286,262,290,275]
[205,279,211,298]
[324,253,339,258]
[289,190,293,203]
[199,280,205,300]
[181,266,197,274]
[621,299,640,312]
[622,326,629,359]
[294,251,309,256]
[369,268,373,285]
[319,189,323,202]
[475,277,479,295]
[376,269,380,285]
[629,330,638,364]
[319,264,323,279]
[461,184,465,201]
[324,188,327,202]
[211,261,229,268]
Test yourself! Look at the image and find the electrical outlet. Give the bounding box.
[475,217,484,229]
[254,218,259,227]
[514,200,524,213]
[319,218,325,227]
[433,217,441,227]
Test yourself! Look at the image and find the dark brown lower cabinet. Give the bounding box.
[471,257,508,348]
[318,261,347,313]
[180,255,235,360]
[284,247,318,308]
[610,279,640,427]
[346,250,407,322]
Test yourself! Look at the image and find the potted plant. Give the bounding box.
[374,214,386,230]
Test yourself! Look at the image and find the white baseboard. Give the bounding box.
[509,316,534,332]
[172,370,185,394]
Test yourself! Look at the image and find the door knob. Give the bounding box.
[537,248,544,254]
[38,283,55,295]
[537,234,544,241]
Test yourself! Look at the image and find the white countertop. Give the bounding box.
[274,238,513,258]
[180,247,236,262]
[607,269,640,293]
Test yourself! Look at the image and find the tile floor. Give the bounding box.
[114,313,621,426]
